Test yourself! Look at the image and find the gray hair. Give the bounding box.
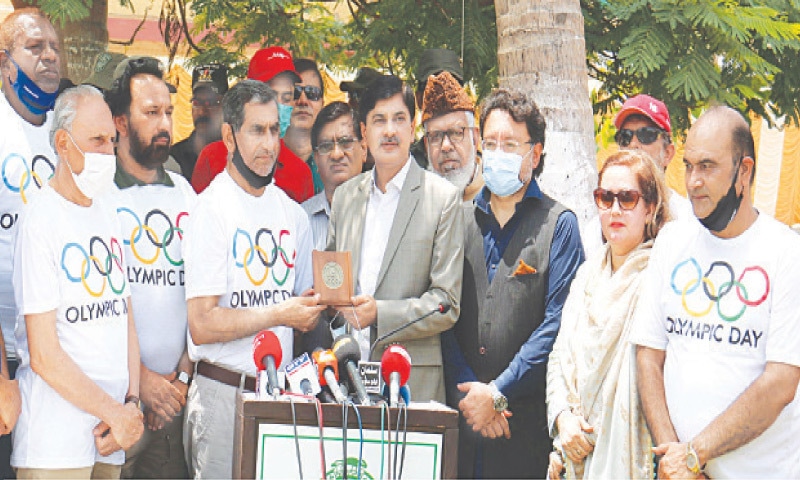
[222,80,277,133]
[49,85,104,150]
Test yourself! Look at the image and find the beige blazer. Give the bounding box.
[326,159,463,403]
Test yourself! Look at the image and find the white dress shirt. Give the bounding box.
[353,156,412,358]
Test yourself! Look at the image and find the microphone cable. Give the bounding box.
[395,402,409,479]
[348,400,365,480]
[341,401,348,480]
[289,396,303,479]
[283,391,327,476]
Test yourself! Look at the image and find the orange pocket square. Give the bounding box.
[513,260,537,276]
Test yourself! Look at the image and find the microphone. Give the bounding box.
[332,334,371,406]
[312,349,347,403]
[253,330,283,397]
[381,344,412,407]
[285,352,321,396]
[368,302,451,358]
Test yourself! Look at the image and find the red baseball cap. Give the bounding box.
[614,94,672,134]
[247,46,301,84]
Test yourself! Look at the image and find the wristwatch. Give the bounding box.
[686,442,703,475]
[489,382,508,412]
[176,371,191,386]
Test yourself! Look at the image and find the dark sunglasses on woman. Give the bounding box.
[593,188,642,210]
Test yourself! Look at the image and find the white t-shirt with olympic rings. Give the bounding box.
[632,213,800,478]
[12,186,131,468]
[0,93,57,361]
[183,169,313,375]
[113,171,196,375]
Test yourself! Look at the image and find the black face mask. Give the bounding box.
[230,133,275,190]
[699,161,743,232]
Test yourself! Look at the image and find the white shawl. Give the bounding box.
[547,241,654,479]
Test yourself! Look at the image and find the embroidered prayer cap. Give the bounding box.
[421,71,474,124]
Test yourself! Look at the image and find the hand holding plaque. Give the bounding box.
[312,250,353,306]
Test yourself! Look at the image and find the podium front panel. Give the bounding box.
[234,393,459,479]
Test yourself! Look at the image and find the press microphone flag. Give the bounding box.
[253,330,283,397]
[381,344,412,407]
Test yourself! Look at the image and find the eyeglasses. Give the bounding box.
[614,127,664,147]
[593,188,642,210]
[191,98,221,108]
[426,127,469,147]
[294,85,323,102]
[481,138,533,153]
[315,136,357,156]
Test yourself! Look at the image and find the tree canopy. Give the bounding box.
[584,0,800,132]
[19,0,800,132]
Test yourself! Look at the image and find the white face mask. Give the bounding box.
[65,132,116,199]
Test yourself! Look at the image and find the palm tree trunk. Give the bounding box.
[494,0,598,239]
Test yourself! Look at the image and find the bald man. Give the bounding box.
[632,106,800,479]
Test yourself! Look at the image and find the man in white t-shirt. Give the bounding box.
[13,85,143,479]
[0,10,61,473]
[632,106,800,479]
[614,94,693,221]
[105,56,195,479]
[183,80,323,479]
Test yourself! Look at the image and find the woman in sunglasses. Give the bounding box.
[546,150,671,479]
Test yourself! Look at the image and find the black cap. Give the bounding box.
[417,48,464,87]
[192,64,228,95]
[340,67,382,93]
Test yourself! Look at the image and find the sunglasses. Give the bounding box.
[614,127,664,147]
[593,188,642,211]
[294,85,323,102]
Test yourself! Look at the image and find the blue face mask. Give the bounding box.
[4,52,58,115]
[277,102,293,138]
[482,149,526,197]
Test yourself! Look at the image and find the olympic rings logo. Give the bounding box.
[116,208,188,266]
[61,236,127,297]
[670,258,770,322]
[232,228,295,286]
[2,153,55,204]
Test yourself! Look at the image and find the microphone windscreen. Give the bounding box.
[331,334,361,365]
[380,344,411,385]
[253,330,283,371]
[312,349,339,385]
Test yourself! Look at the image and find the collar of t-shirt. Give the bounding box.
[114,158,175,189]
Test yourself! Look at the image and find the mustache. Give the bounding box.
[151,132,171,144]
[380,136,399,145]
[195,116,211,125]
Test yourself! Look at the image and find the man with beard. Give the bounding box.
[105,56,195,479]
[170,64,227,182]
[285,58,326,193]
[421,72,483,202]
[0,9,61,476]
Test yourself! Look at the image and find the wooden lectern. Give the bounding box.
[233,392,459,479]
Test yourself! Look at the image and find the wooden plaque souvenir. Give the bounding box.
[312,250,353,306]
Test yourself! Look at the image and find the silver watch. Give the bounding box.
[489,382,508,412]
[176,371,191,386]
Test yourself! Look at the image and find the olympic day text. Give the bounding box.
[666,316,763,349]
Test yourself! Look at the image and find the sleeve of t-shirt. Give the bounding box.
[16,212,60,315]
[293,206,314,296]
[764,232,800,367]
[629,234,669,351]
[183,195,228,300]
